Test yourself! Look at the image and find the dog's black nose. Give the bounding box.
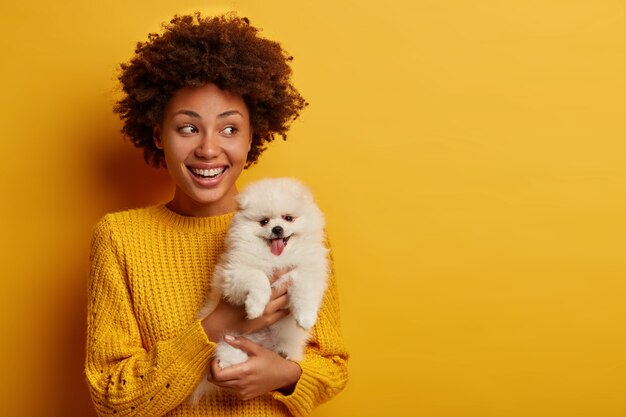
[272,226,283,236]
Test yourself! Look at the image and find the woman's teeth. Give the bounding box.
[191,167,225,178]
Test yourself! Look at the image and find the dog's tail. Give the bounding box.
[188,378,217,405]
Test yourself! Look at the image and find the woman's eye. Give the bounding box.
[178,125,197,135]
[222,126,238,135]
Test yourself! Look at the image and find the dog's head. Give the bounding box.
[235,178,324,256]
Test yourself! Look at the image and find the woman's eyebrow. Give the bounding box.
[171,109,243,119]
[173,109,201,118]
[218,110,244,119]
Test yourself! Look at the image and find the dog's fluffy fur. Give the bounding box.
[190,178,328,404]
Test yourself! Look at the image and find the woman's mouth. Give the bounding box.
[187,166,228,181]
[186,165,228,188]
[189,166,227,179]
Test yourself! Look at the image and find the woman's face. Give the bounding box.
[154,83,252,217]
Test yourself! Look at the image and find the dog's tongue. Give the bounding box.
[271,238,285,256]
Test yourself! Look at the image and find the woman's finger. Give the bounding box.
[270,279,292,297]
[210,357,242,384]
[224,335,260,355]
[244,308,289,333]
[266,291,290,313]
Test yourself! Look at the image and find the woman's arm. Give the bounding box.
[85,218,213,417]
[205,248,350,416]
[201,271,301,399]
[208,335,303,400]
[271,249,350,417]
[201,277,292,342]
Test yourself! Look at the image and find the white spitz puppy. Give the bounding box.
[190,178,328,403]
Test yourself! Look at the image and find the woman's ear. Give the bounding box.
[153,126,164,150]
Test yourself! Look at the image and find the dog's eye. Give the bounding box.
[282,215,295,222]
[259,218,270,226]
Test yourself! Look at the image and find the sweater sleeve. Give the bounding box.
[85,217,216,417]
[271,248,349,416]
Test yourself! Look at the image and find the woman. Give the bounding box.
[86,13,348,417]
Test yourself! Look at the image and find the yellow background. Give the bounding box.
[1,1,625,416]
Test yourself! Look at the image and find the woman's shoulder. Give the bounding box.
[92,205,166,238]
[93,204,235,237]
[97,204,163,225]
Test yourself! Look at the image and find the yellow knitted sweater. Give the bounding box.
[86,204,349,417]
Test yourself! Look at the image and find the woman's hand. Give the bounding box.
[208,335,302,400]
[201,269,292,342]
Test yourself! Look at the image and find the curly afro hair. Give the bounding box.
[114,13,307,167]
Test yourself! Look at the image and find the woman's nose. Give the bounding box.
[195,132,221,159]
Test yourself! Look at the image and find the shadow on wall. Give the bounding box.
[61,272,99,417]
[90,124,174,214]
[60,117,173,417]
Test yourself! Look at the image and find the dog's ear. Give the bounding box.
[296,185,314,202]
[283,178,313,202]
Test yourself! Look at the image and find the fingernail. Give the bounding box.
[225,335,235,342]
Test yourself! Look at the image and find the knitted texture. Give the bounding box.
[86,205,349,417]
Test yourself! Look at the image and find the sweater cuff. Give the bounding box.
[168,320,216,377]
[271,356,336,417]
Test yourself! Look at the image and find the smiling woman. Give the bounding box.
[85,12,348,417]
[154,84,252,217]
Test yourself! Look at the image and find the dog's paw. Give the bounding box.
[272,272,293,289]
[216,342,249,368]
[245,293,268,319]
[294,310,317,330]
